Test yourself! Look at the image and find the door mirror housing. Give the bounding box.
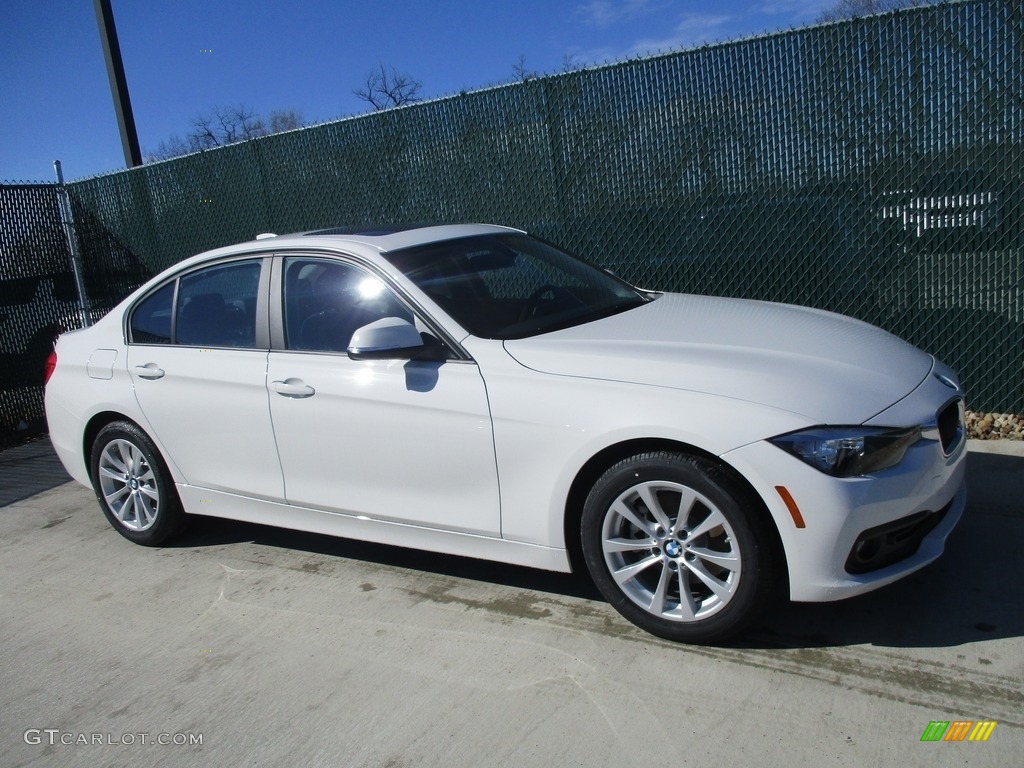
[347,317,425,360]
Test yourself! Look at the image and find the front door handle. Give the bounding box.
[134,363,165,380]
[273,378,315,398]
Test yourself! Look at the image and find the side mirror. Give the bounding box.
[347,317,425,360]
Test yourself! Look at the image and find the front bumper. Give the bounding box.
[722,403,967,603]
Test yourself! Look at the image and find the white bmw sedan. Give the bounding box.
[44,224,967,643]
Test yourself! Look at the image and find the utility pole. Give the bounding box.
[94,0,143,167]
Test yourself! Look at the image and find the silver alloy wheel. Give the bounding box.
[601,480,741,621]
[97,438,160,532]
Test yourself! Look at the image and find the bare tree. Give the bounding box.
[267,109,304,134]
[147,105,305,161]
[513,55,536,82]
[817,0,938,23]
[149,134,191,162]
[353,64,423,110]
[189,104,266,150]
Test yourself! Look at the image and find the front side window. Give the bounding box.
[283,258,413,353]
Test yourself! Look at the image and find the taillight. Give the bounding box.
[44,350,57,385]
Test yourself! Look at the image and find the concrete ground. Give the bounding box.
[1,439,1021,767]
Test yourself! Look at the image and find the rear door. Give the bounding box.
[127,256,284,500]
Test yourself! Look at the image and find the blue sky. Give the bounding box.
[2,1,832,183]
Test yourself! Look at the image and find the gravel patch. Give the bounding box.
[966,411,1024,440]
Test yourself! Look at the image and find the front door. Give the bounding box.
[266,256,500,535]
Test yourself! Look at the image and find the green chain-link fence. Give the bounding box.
[2,0,1021,442]
[0,182,150,444]
[0,184,74,442]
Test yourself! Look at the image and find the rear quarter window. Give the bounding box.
[129,283,173,344]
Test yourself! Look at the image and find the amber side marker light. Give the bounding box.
[775,486,806,528]
[44,350,57,385]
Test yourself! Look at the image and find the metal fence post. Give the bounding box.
[53,161,91,327]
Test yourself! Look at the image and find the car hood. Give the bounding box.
[502,293,933,424]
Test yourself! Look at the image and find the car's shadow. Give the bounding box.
[168,451,1023,650]
[169,514,604,603]
[744,452,1024,649]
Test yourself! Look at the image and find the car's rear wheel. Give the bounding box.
[581,451,778,644]
[89,421,185,546]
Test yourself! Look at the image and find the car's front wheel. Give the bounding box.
[89,421,185,546]
[581,452,779,644]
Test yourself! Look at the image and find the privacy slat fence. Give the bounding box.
[2,0,1020,445]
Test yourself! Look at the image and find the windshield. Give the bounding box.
[383,234,648,339]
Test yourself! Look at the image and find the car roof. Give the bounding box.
[130,222,528,303]
[150,223,528,285]
[260,223,524,254]
[140,227,528,292]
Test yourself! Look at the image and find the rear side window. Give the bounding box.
[128,259,262,347]
[129,283,173,344]
[176,261,261,347]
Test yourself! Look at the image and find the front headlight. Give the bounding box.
[769,426,922,477]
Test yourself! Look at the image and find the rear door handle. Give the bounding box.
[273,379,315,398]
[133,363,165,380]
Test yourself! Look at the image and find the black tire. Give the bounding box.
[89,421,186,546]
[580,451,779,644]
